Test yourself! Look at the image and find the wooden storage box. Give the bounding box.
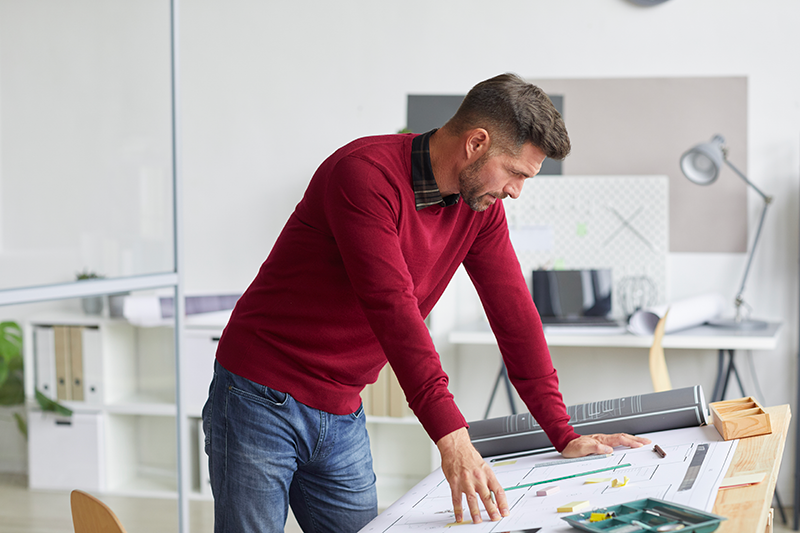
[709,396,772,440]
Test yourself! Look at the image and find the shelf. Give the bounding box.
[367,416,419,425]
[106,467,178,499]
[105,398,176,416]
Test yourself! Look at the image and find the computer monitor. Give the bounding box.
[531,269,613,324]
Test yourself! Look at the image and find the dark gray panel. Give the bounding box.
[406,94,464,134]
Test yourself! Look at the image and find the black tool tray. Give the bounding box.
[561,497,725,532]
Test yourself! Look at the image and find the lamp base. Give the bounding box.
[708,317,769,330]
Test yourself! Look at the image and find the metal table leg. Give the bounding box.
[484,360,517,419]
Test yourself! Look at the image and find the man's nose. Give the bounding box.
[504,179,523,199]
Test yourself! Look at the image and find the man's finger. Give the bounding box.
[488,479,510,517]
[451,490,463,523]
[480,489,500,521]
[466,492,482,524]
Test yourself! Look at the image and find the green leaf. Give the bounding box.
[13,412,27,439]
[35,389,73,417]
[0,322,22,373]
[0,370,24,406]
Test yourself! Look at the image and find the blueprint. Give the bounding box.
[359,424,736,533]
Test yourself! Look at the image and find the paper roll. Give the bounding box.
[628,293,726,336]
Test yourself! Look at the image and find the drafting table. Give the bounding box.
[449,321,782,406]
[361,404,789,533]
[714,404,790,532]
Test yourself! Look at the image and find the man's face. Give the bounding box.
[458,142,547,212]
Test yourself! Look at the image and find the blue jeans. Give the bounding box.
[202,360,378,532]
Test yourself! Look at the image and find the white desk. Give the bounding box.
[449,320,781,351]
[449,320,782,406]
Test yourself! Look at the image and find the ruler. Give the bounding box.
[504,463,632,491]
[531,454,612,468]
[678,443,708,491]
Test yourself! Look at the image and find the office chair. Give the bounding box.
[70,489,128,533]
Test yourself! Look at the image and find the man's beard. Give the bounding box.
[458,153,505,212]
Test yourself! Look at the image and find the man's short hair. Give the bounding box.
[446,73,571,160]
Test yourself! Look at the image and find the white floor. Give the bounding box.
[0,474,303,533]
[0,473,794,532]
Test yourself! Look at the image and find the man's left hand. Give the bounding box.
[561,433,651,457]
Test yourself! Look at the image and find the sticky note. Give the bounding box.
[612,476,630,487]
[492,460,517,467]
[589,512,614,522]
[557,500,591,513]
[720,472,766,488]
[535,485,560,496]
[584,477,612,484]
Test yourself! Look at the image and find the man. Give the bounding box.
[203,73,649,532]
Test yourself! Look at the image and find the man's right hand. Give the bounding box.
[436,427,509,524]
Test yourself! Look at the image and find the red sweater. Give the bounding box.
[216,133,579,450]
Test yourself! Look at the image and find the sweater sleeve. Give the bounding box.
[322,155,467,444]
[462,202,579,452]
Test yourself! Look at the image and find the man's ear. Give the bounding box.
[464,128,491,162]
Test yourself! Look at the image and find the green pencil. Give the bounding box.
[503,463,632,491]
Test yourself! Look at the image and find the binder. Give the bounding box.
[388,368,412,418]
[53,326,72,401]
[361,381,373,416]
[69,326,84,401]
[34,326,57,400]
[81,326,103,404]
[371,365,390,417]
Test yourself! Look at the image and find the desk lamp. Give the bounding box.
[680,135,772,329]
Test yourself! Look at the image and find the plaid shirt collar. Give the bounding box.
[411,129,460,210]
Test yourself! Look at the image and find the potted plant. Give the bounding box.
[0,321,72,441]
[76,269,105,315]
[0,321,25,434]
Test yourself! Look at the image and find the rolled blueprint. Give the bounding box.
[469,385,707,457]
[627,293,725,336]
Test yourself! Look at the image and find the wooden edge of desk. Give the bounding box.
[713,404,791,533]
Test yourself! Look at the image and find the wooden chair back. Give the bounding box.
[70,489,127,533]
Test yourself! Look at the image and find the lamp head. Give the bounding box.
[680,134,727,185]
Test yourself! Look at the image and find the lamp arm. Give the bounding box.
[733,189,771,320]
[724,158,771,202]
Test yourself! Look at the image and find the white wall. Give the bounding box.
[179,0,800,497]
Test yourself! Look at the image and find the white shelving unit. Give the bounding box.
[25,314,178,497]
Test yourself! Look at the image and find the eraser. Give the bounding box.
[535,485,560,496]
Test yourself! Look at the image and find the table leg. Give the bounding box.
[501,363,517,416]
[712,349,726,402]
[483,359,517,419]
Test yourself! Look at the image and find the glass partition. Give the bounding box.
[0,0,174,291]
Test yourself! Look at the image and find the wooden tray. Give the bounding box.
[709,397,772,440]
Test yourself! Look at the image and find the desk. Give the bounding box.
[449,321,782,404]
[714,404,791,533]
[450,322,788,528]
[365,405,790,532]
